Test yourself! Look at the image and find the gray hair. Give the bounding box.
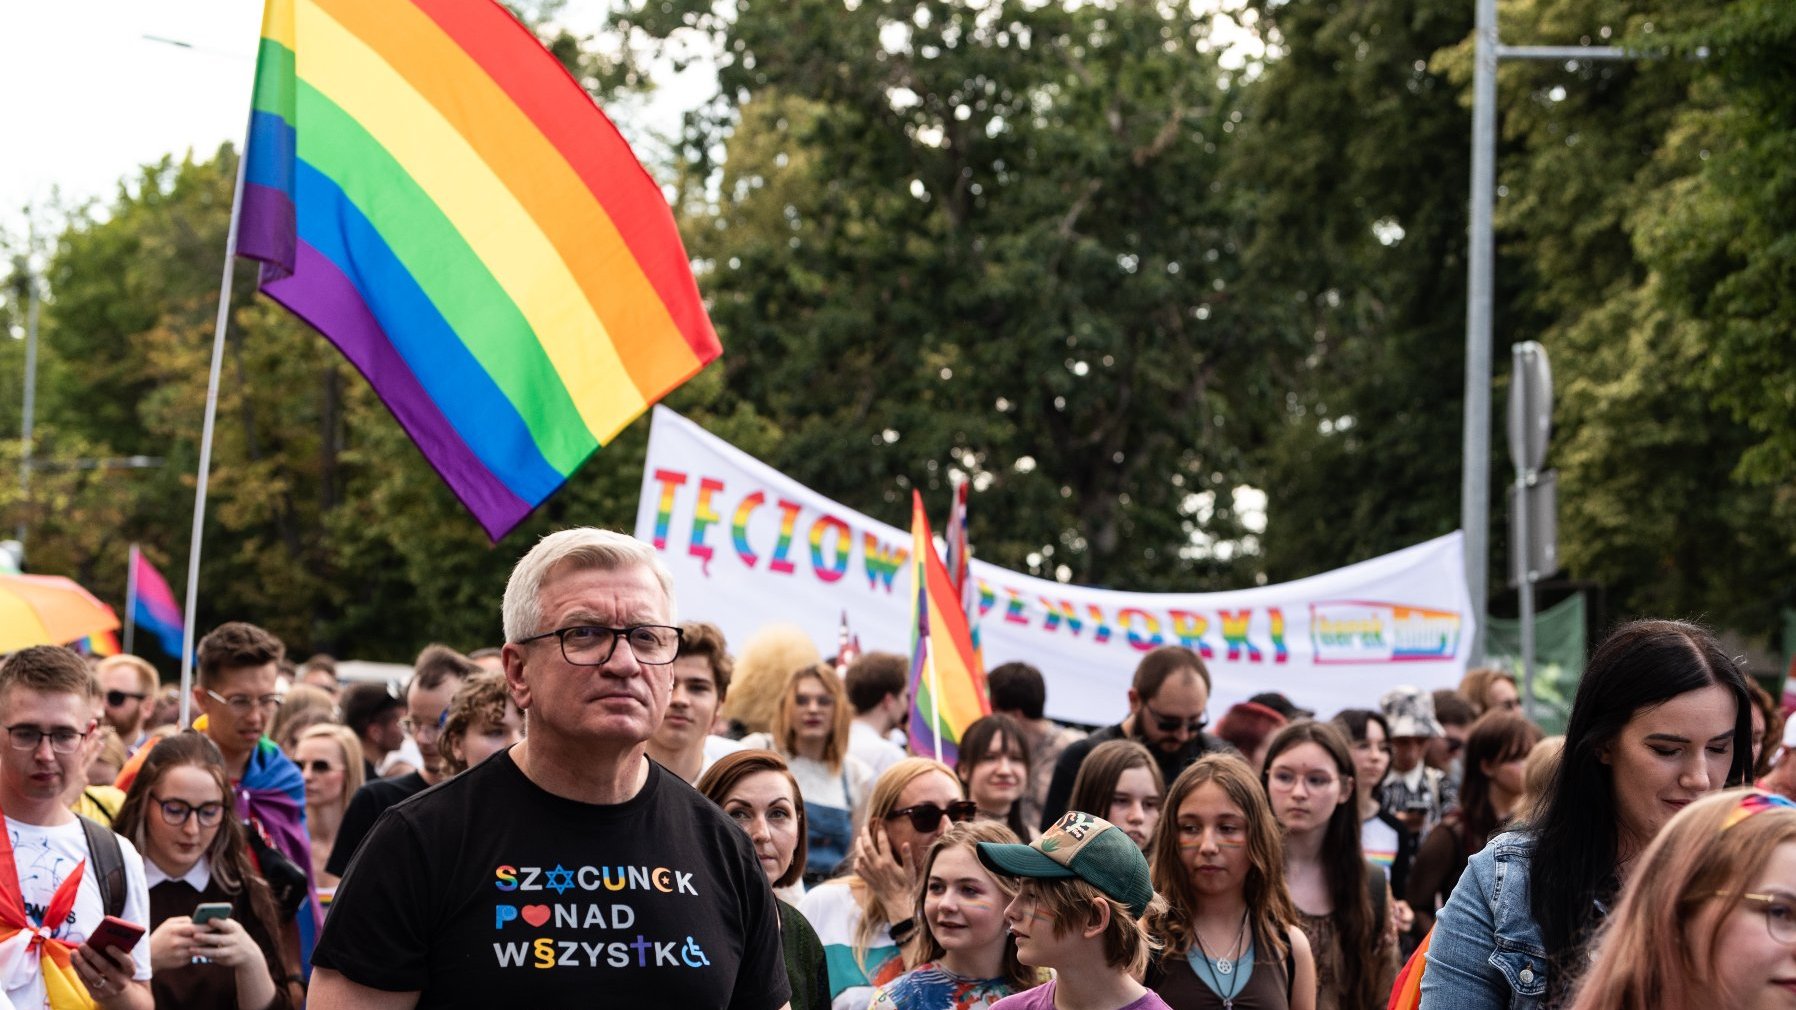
[501,528,677,642]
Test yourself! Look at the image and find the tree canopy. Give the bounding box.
[2,0,1790,666]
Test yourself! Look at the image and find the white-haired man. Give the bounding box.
[309,529,791,1009]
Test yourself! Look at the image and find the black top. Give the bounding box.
[313,751,791,1010]
[324,770,429,877]
[1040,722,1233,831]
[149,874,292,1010]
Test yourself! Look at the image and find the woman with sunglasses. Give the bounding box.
[1566,789,1796,1010]
[116,732,294,1010]
[293,725,363,901]
[1422,619,1754,1008]
[800,757,973,1010]
[743,664,876,885]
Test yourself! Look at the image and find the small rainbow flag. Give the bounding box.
[83,629,122,657]
[238,0,721,539]
[907,490,989,764]
[130,548,186,659]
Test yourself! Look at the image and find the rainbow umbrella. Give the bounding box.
[0,573,121,652]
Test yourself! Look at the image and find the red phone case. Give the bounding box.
[86,915,146,955]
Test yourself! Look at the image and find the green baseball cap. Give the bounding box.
[975,810,1155,918]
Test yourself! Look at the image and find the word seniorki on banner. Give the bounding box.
[634,407,1477,723]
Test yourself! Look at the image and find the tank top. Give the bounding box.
[1151,930,1292,1010]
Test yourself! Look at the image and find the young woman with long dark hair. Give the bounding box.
[1420,619,1755,1008]
[955,715,1034,842]
[1066,739,1165,852]
[1406,712,1541,936]
[116,732,294,1010]
[1261,722,1396,1010]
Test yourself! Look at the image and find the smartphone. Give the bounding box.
[192,902,233,925]
[85,915,146,957]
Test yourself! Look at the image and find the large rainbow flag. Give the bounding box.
[237,0,721,539]
[907,491,989,765]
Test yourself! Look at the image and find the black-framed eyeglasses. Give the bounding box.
[1142,700,1207,735]
[885,800,980,833]
[205,689,282,716]
[105,690,147,708]
[150,795,226,828]
[4,721,95,754]
[1728,892,1796,944]
[514,624,683,666]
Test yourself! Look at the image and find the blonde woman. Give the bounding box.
[1567,789,1796,1010]
[295,724,364,896]
[743,664,875,884]
[800,757,974,1010]
[870,821,1043,1008]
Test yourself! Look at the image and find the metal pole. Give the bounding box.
[15,243,39,555]
[179,135,251,728]
[1512,343,1537,718]
[1462,0,1499,663]
[124,543,139,655]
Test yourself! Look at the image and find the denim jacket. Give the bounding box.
[1418,830,1550,1010]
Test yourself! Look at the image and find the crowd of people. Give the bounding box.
[0,526,1792,1010]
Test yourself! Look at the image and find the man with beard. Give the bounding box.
[1037,645,1231,831]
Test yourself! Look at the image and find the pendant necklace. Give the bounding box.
[1189,911,1249,1009]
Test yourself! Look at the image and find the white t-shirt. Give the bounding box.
[701,734,745,777]
[847,722,906,779]
[2,815,152,1009]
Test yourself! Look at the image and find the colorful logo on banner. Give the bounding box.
[1308,602,1463,663]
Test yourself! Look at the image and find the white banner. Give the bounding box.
[634,407,1476,725]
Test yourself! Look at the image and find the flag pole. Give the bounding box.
[123,543,139,655]
[178,116,253,728]
[926,633,942,763]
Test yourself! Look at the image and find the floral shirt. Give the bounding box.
[870,962,1023,1010]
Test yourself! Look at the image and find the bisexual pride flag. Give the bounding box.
[236,0,721,540]
[130,548,185,658]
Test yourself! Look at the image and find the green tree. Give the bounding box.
[629,0,1279,589]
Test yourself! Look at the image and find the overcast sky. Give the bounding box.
[0,0,704,244]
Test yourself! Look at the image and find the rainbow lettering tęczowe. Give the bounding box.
[238,0,720,539]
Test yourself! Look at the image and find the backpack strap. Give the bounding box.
[78,814,127,919]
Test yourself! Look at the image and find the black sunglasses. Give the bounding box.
[885,800,980,833]
[1143,699,1207,735]
[105,690,148,707]
[301,760,340,775]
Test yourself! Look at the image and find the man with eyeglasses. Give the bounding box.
[190,621,322,976]
[1037,644,1232,831]
[310,528,791,1010]
[324,645,478,881]
[0,646,153,1009]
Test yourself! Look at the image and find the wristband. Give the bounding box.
[888,917,917,944]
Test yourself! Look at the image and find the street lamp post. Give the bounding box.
[1461,0,1629,662]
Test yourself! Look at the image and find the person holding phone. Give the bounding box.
[115,732,293,1009]
[0,646,154,1010]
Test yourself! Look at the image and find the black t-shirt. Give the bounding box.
[313,750,790,1010]
[325,771,429,877]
